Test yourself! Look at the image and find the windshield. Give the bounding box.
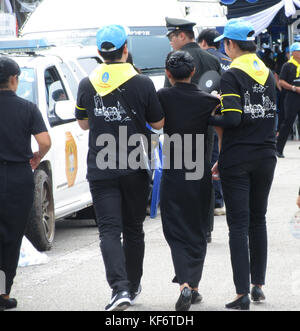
[26,26,172,70]
[16,68,37,104]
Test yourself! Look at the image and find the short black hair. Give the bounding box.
[197,29,221,49]
[166,50,195,80]
[0,56,20,88]
[224,38,257,53]
[98,41,127,62]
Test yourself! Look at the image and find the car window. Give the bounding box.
[77,57,101,75]
[44,66,73,127]
[17,68,37,104]
[59,62,79,99]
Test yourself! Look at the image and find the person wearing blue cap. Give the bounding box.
[75,24,165,311]
[208,18,277,310]
[276,42,300,157]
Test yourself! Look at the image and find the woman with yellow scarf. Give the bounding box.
[276,42,300,157]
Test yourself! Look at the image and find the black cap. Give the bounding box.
[165,17,196,36]
[0,56,20,84]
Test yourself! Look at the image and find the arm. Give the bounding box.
[77,119,89,130]
[297,188,300,209]
[148,118,165,130]
[30,132,51,170]
[208,111,241,129]
[279,79,300,94]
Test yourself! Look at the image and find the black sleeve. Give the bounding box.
[208,111,241,128]
[220,70,243,115]
[75,78,89,120]
[145,78,165,123]
[279,63,292,83]
[30,103,48,135]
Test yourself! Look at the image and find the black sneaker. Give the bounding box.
[105,291,131,311]
[130,284,142,304]
[276,151,285,158]
[0,296,17,310]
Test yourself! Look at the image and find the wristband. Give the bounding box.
[292,85,297,92]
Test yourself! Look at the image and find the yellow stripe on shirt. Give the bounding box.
[221,94,241,99]
[76,105,87,111]
[221,108,243,114]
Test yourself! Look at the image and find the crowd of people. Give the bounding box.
[0,16,299,312]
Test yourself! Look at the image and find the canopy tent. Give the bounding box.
[222,0,300,36]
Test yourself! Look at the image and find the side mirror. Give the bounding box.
[54,100,75,120]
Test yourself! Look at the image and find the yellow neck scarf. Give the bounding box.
[89,63,138,97]
[230,53,269,86]
[288,56,300,78]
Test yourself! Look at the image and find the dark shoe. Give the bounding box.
[0,296,17,309]
[191,290,203,304]
[175,287,192,311]
[225,294,250,310]
[130,284,142,304]
[251,286,265,302]
[206,232,212,243]
[276,151,285,158]
[105,291,131,311]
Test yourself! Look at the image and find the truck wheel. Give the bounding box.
[26,169,55,251]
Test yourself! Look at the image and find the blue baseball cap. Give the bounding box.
[214,18,255,42]
[96,24,128,52]
[290,42,300,53]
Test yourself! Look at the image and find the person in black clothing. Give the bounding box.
[276,42,300,158]
[157,51,220,311]
[197,28,231,221]
[208,19,277,310]
[75,24,164,311]
[165,17,221,243]
[164,17,221,87]
[0,56,51,310]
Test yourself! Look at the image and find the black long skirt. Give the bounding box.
[160,162,212,288]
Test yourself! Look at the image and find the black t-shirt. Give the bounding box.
[0,90,48,162]
[219,68,277,169]
[279,62,300,101]
[76,74,164,181]
[157,82,220,169]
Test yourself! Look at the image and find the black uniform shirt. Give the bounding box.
[0,90,48,162]
[157,82,220,168]
[76,74,164,181]
[164,42,221,87]
[207,48,231,73]
[219,65,277,169]
[279,61,300,101]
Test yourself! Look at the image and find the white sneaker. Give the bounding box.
[214,207,226,216]
[105,291,131,311]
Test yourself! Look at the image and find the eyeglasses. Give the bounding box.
[168,33,178,41]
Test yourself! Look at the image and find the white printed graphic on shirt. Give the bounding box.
[244,90,276,119]
[93,94,127,122]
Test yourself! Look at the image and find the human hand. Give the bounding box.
[211,161,220,180]
[297,195,300,208]
[30,152,42,170]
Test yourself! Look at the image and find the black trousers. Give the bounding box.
[276,96,300,154]
[0,162,34,295]
[160,162,212,289]
[89,171,150,295]
[219,156,276,294]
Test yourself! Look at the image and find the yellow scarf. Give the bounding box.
[89,63,138,97]
[288,56,300,78]
[230,53,269,86]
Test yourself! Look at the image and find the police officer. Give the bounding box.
[276,42,300,158]
[209,19,277,310]
[197,29,231,223]
[164,17,221,87]
[0,56,51,310]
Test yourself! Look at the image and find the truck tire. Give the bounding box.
[25,169,55,251]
